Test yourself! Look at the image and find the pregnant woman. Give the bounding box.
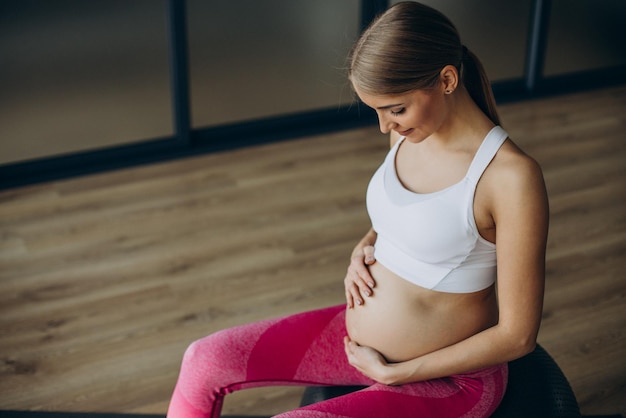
[167,2,549,417]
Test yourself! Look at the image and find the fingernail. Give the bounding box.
[356,299,362,305]
[364,289,371,297]
[368,282,374,288]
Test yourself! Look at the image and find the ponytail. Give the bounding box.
[461,46,501,125]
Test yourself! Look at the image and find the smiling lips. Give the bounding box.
[398,128,414,136]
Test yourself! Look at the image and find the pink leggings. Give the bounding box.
[167,305,507,417]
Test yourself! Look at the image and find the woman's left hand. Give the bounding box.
[344,336,391,384]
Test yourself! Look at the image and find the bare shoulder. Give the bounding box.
[486,139,546,193]
[482,137,549,222]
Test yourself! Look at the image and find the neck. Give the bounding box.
[433,86,496,147]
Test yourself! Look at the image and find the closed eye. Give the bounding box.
[390,108,405,116]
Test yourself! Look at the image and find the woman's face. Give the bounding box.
[355,86,448,143]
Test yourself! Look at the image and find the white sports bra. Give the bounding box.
[366,126,508,293]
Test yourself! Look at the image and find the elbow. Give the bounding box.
[519,338,537,358]
[509,334,537,360]
[499,324,538,360]
[498,318,540,360]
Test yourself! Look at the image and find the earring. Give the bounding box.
[445,89,454,94]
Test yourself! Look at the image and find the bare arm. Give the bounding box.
[344,133,399,309]
[344,131,406,308]
[346,153,549,384]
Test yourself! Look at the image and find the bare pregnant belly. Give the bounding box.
[345,262,498,363]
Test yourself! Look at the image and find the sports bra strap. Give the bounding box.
[466,126,508,184]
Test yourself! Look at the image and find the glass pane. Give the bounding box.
[390,0,532,83]
[0,0,173,165]
[188,0,360,128]
[544,0,626,76]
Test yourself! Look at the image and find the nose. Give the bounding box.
[378,114,396,134]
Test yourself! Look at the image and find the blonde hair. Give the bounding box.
[349,1,500,125]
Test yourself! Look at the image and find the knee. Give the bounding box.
[181,332,225,369]
[181,338,209,368]
[180,330,246,379]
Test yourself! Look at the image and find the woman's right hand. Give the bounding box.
[344,245,376,308]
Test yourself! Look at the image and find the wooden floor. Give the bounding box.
[1,85,625,417]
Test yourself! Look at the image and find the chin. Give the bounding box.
[404,131,429,144]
